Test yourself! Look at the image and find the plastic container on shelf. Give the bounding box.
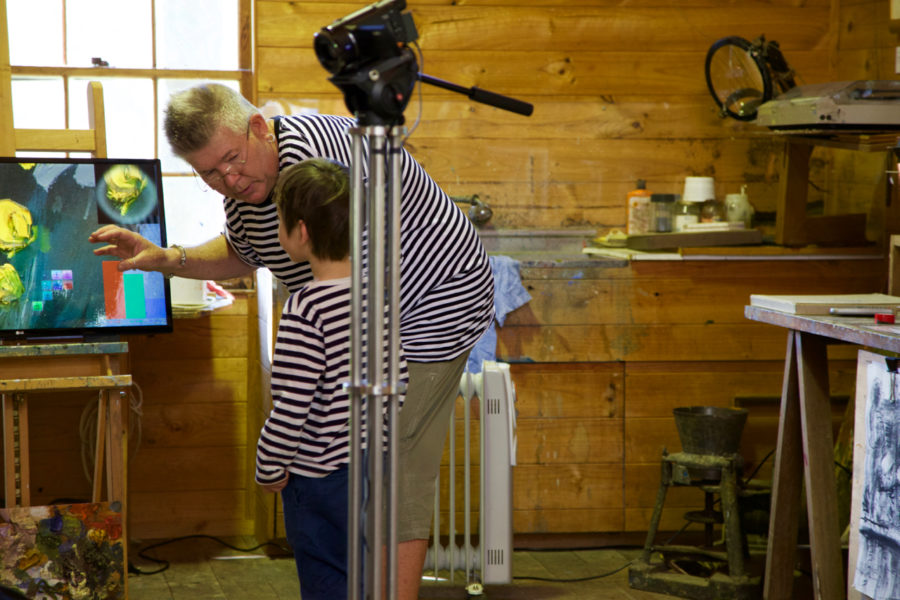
[650,193,677,233]
[626,179,653,235]
[682,176,716,203]
[725,185,755,228]
[674,197,701,232]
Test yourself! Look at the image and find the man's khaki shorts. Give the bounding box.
[396,352,469,542]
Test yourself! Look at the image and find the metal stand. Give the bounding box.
[314,6,533,596]
[346,124,406,600]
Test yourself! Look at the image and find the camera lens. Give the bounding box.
[314,29,358,75]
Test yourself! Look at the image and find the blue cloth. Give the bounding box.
[466,255,532,373]
[281,467,350,600]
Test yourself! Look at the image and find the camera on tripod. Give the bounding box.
[313,0,419,125]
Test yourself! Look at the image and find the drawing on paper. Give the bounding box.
[854,362,900,600]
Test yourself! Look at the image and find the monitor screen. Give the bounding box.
[0,157,172,341]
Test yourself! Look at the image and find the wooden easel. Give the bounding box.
[1,2,130,596]
[0,343,131,598]
[0,343,131,509]
[0,0,118,508]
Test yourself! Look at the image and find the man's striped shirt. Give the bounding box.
[223,114,494,362]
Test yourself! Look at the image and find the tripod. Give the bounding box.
[345,122,406,600]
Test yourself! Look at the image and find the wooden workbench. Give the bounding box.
[744,306,900,600]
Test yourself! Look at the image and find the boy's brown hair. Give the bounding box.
[273,158,350,261]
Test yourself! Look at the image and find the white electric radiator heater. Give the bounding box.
[425,360,517,587]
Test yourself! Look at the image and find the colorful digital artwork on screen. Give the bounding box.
[0,159,171,339]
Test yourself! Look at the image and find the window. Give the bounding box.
[7,0,249,247]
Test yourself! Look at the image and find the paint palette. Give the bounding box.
[0,502,124,599]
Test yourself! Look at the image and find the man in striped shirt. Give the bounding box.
[89,83,494,599]
[256,157,408,599]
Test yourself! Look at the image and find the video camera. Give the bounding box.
[314,0,419,125]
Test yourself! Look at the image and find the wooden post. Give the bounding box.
[15,393,29,506]
[87,81,107,158]
[764,331,804,599]
[776,139,813,246]
[888,234,900,295]
[0,0,16,155]
[2,393,15,507]
[92,391,108,503]
[796,332,844,600]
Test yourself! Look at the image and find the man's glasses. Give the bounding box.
[194,122,251,188]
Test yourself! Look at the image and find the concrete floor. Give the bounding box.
[125,535,686,600]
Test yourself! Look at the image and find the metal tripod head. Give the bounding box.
[314,0,533,123]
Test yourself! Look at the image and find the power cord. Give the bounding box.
[512,551,636,583]
[130,534,292,576]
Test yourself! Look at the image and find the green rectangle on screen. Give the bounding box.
[123,273,146,319]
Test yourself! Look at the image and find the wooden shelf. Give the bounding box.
[775,132,900,247]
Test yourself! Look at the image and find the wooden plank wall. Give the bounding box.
[252,0,900,538]
[125,293,257,539]
[251,0,896,232]
[497,258,884,534]
[13,0,898,545]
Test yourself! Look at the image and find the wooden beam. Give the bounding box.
[0,375,132,393]
[87,81,106,158]
[0,0,15,155]
[13,128,99,152]
[2,393,16,507]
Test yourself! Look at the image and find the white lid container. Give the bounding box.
[682,176,715,203]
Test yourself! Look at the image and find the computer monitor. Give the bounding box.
[0,156,173,341]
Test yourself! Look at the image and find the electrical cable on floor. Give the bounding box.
[512,544,644,553]
[130,534,293,576]
[513,557,635,583]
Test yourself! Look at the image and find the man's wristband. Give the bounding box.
[165,244,186,279]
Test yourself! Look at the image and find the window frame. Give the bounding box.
[7,0,254,171]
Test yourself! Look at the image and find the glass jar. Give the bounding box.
[700,199,725,222]
[650,194,676,233]
[674,198,700,232]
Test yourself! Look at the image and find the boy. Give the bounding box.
[255,158,407,599]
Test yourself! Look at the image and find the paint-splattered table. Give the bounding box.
[745,306,900,600]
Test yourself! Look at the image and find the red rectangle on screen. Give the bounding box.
[102,261,126,319]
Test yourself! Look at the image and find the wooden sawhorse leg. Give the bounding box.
[764,330,844,600]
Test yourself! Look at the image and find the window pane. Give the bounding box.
[66,0,153,68]
[11,78,65,128]
[157,78,242,173]
[162,176,226,247]
[7,0,64,66]
[69,78,155,158]
[155,0,239,70]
